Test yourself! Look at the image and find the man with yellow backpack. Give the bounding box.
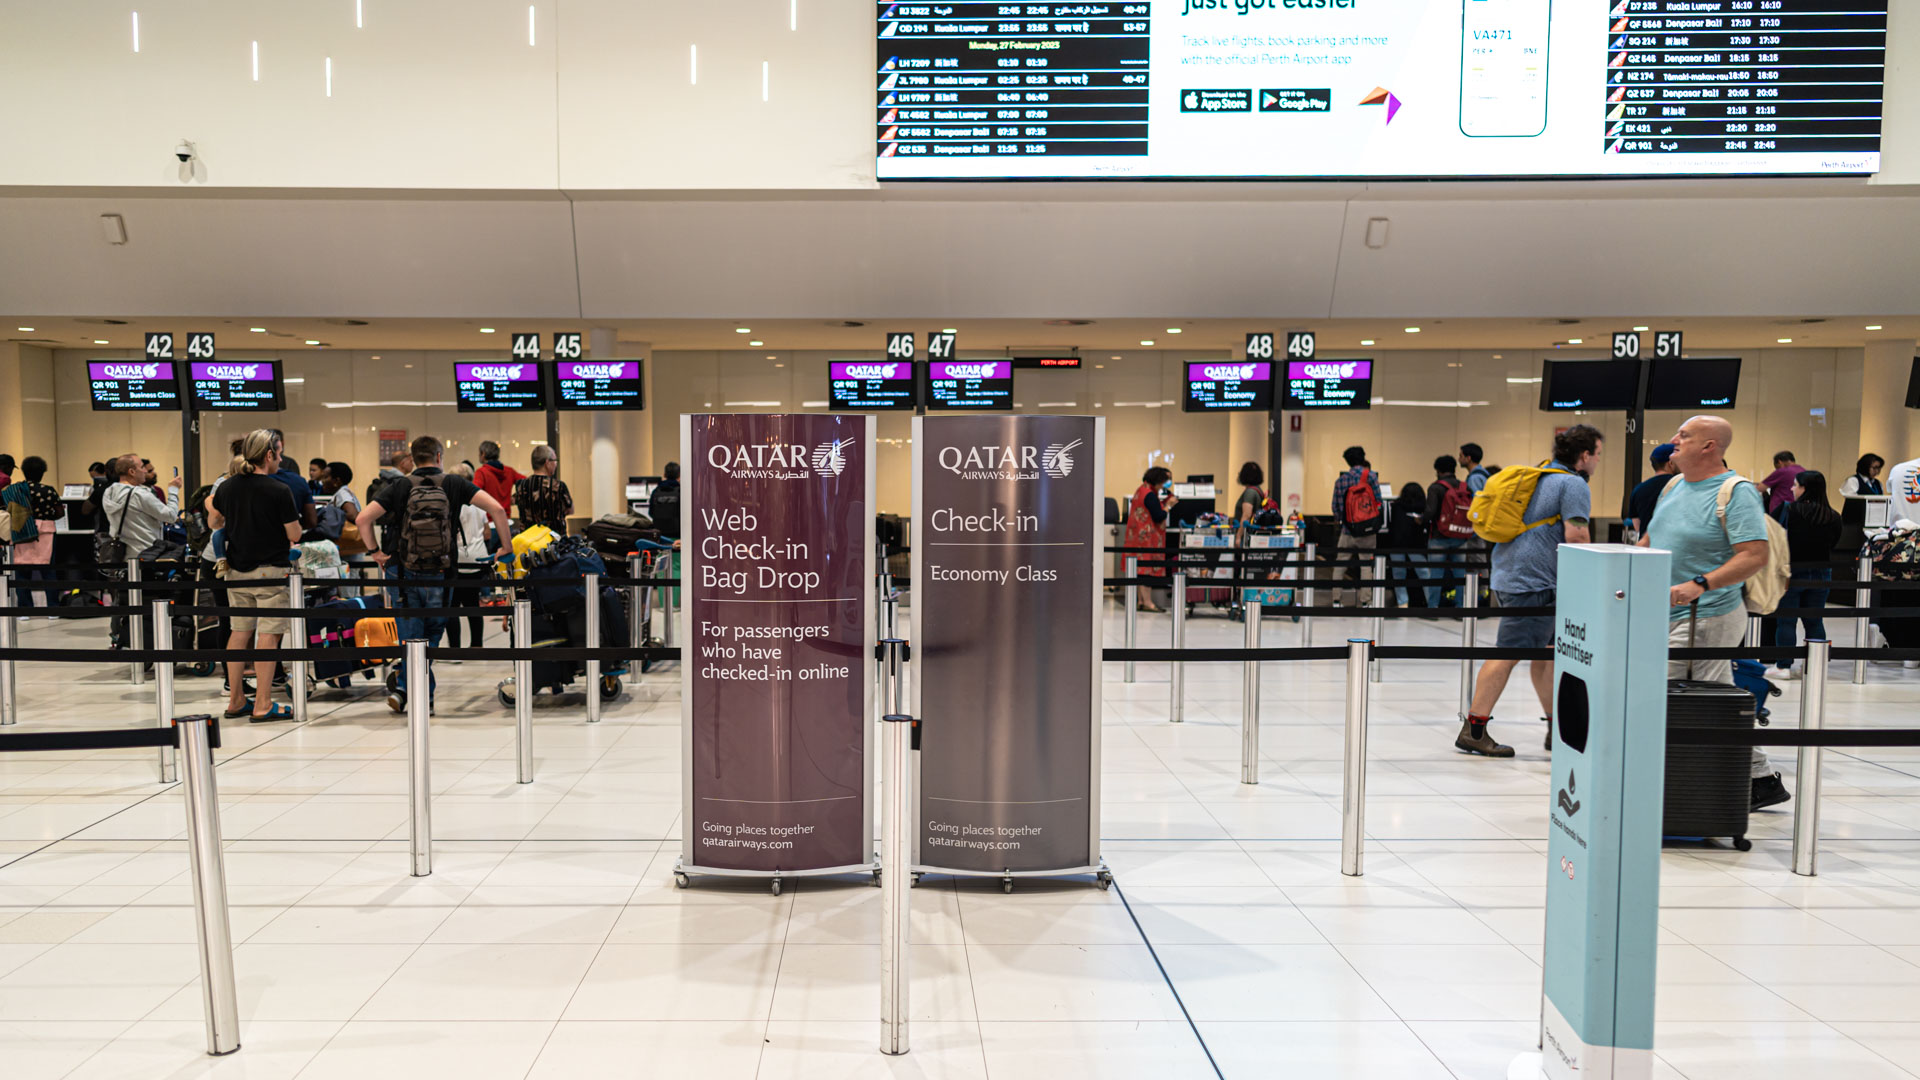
[1456,425,1605,757]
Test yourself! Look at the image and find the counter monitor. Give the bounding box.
[1282,359,1372,410]
[190,360,285,411]
[1539,358,1639,411]
[1646,357,1742,410]
[455,361,549,412]
[554,360,645,410]
[88,360,183,411]
[828,360,918,411]
[1183,361,1274,412]
[925,360,1013,410]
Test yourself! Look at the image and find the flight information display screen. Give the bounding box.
[926,360,1013,410]
[1282,359,1372,410]
[1540,358,1639,411]
[554,360,645,410]
[874,1,1886,179]
[454,362,548,412]
[88,360,182,411]
[190,360,285,411]
[828,360,919,411]
[1647,356,1741,410]
[1183,361,1273,412]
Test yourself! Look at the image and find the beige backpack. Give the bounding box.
[1655,474,1790,614]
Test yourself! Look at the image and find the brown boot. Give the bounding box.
[1455,719,1515,758]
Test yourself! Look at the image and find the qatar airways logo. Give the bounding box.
[463,364,526,382]
[562,363,632,380]
[706,440,847,479]
[1290,361,1368,380]
[937,438,1079,480]
[99,363,163,380]
[836,363,903,380]
[199,364,262,380]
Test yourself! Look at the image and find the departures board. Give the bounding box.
[874,1,1885,179]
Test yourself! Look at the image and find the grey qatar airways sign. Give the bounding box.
[912,414,1103,876]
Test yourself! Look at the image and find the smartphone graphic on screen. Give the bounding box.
[1459,0,1551,137]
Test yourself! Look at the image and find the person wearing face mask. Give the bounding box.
[1124,466,1177,613]
[1456,424,1603,758]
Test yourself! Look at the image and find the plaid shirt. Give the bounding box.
[1331,466,1370,525]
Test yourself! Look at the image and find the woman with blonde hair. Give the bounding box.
[207,429,303,722]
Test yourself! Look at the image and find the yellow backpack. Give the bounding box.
[1467,463,1575,544]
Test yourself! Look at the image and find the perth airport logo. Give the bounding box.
[707,439,848,481]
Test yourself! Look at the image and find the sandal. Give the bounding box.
[223,700,254,719]
[249,703,295,724]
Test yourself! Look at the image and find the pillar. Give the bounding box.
[1861,339,1915,467]
[584,329,653,519]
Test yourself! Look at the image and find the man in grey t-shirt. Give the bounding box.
[1455,425,1603,757]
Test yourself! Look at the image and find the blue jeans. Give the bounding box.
[1773,568,1832,667]
[1390,553,1426,607]
[1423,537,1469,607]
[395,570,449,701]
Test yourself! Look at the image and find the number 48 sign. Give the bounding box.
[1245,332,1274,361]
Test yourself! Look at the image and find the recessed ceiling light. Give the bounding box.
[766,354,777,359]
[478,327,496,334]
[16,326,32,332]
[1492,354,1503,360]
[1096,364,1105,369]
[749,340,764,346]
[1140,339,1155,346]
[1777,338,1793,343]
[1633,326,1649,332]
[735,327,752,334]
[775,363,784,368]
[1567,338,1583,344]
[1404,327,1420,333]
[250,327,267,333]
[1866,325,1884,331]
[1360,339,1375,346]
[1166,327,1182,334]
[94,339,109,344]
[941,328,957,334]
[371,355,381,360]
[305,339,320,345]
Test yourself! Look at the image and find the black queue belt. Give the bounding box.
[0,606,147,618]
[1671,728,1920,748]
[5,578,202,592]
[1104,646,1355,663]
[0,716,222,753]
[1106,575,1485,588]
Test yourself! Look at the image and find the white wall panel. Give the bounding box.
[0,197,581,317]
[572,199,1348,319]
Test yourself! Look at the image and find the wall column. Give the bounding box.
[584,329,653,519]
[1861,339,1915,467]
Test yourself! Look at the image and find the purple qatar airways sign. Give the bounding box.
[681,413,874,876]
[912,413,1103,876]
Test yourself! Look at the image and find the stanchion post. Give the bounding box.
[1370,555,1384,683]
[1744,615,1761,648]
[514,596,534,784]
[1341,638,1371,877]
[128,558,145,686]
[1123,556,1138,684]
[1301,542,1316,646]
[406,638,432,876]
[0,571,15,726]
[1792,638,1830,877]
[1241,599,1261,785]
[1459,570,1479,720]
[661,559,677,648]
[286,572,308,724]
[153,599,178,784]
[627,554,644,648]
[879,709,915,1056]
[585,571,602,724]
[883,591,899,644]
[1169,571,1187,723]
[176,714,240,1056]
[1854,552,1872,685]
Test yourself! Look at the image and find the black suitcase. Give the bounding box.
[1664,680,1754,851]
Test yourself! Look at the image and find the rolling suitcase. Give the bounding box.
[1663,679,1754,851]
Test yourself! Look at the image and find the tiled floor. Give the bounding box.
[3,601,1919,1078]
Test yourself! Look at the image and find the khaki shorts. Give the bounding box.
[226,565,291,636]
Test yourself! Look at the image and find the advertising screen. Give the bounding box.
[1646,357,1741,410]
[554,360,645,410]
[88,360,182,411]
[828,360,919,411]
[454,361,548,412]
[926,360,1013,410]
[1183,361,1274,412]
[1281,359,1372,410]
[874,2,1887,180]
[1539,358,1639,411]
[189,360,285,411]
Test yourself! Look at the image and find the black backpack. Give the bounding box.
[649,484,680,539]
[398,475,454,572]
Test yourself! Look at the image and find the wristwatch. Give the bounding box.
[1691,574,1711,590]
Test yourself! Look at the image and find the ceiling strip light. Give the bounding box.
[791,0,798,30]
[691,44,698,85]
[528,5,536,46]
[356,0,363,28]
[325,56,332,97]
[251,41,258,80]
[132,11,140,52]
[763,61,769,101]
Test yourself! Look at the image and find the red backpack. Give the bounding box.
[1432,478,1476,540]
[1342,470,1383,535]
